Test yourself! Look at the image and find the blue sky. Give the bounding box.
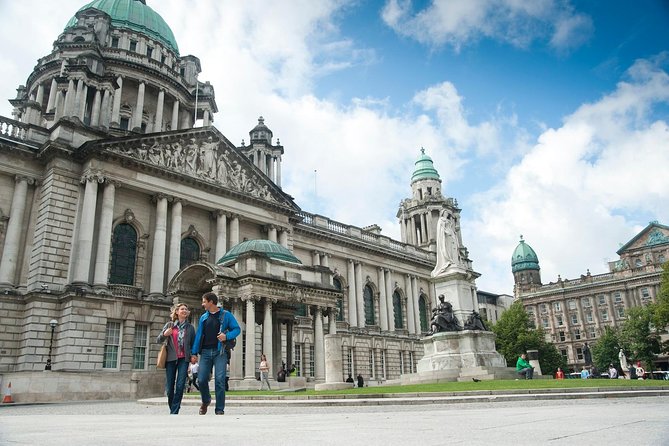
[1,0,668,294]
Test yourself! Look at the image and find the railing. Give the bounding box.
[295,210,433,261]
[109,284,142,299]
[0,116,29,142]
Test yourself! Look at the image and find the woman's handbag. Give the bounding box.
[157,343,167,368]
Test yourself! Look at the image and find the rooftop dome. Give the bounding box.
[250,116,273,144]
[511,236,540,273]
[65,0,179,54]
[411,148,440,182]
[217,239,301,265]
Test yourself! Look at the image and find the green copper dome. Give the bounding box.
[511,237,540,273]
[65,0,179,54]
[217,240,302,265]
[411,148,440,182]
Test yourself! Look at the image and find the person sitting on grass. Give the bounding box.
[516,353,534,380]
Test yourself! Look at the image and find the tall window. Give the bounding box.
[380,349,387,379]
[109,223,137,285]
[180,237,200,269]
[418,295,429,332]
[103,321,121,369]
[333,278,344,322]
[570,314,578,325]
[294,344,302,377]
[346,347,353,377]
[363,285,375,325]
[133,324,148,369]
[393,291,403,329]
[369,349,375,379]
[309,345,315,377]
[617,307,625,319]
[614,292,623,303]
[399,351,404,374]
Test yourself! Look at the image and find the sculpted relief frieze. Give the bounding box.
[105,135,279,204]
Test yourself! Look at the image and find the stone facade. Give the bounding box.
[0,1,510,402]
[514,222,669,371]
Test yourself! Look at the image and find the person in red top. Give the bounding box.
[555,367,565,380]
[157,303,195,414]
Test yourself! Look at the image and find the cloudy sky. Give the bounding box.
[1,0,668,294]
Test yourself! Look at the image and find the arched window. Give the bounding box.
[333,277,344,322]
[418,295,429,333]
[109,223,137,285]
[393,291,403,329]
[363,285,375,325]
[180,237,200,269]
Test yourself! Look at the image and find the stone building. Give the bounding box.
[513,222,669,371]
[0,0,514,401]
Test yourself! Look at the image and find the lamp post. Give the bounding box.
[45,319,57,371]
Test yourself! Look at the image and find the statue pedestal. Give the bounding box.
[401,331,517,383]
[432,269,478,323]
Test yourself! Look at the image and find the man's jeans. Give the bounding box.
[198,347,228,413]
[518,367,534,379]
[165,357,189,414]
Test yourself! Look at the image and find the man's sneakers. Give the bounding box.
[199,402,209,415]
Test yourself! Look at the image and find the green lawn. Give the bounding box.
[185,378,669,397]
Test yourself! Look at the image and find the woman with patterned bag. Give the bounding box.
[157,303,195,414]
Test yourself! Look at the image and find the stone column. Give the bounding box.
[0,177,31,287]
[133,82,145,130]
[100,89,112,127]
[385,269,394,331]
[377,267,388,331]
[73,173,102,284]
[399,216,406,243]
[230,215,240,247]
[154,89,165,132]
[203,109,210,126]
[328,308,337,334]
[347,260,358,326]
[35,84,44,113]
[276,156,282,187]
[171,99,180,131]
[312,251,320,267]
[90,89,102,126]
[149,195,168,295]
[411,276,420,334]
[75,79,87,120]
[244,297,256,380]
[54,90,64,121]
[314,307,325,381]
[215,211,227,262]
[322,254,330,269]
[286,321,294,369]
[46,78,58,112]
[267,225,277,243]
[64,79,76,117]
[279,229,288,248]
[230,300,243,380]
[262,299,274,372]
[355,262,364,328]
[404,274,420,333]
[269,157,276,182]
[406,273,416,334]
[111,76,123,125]
[93,180,117,288]
[167,199,182,283]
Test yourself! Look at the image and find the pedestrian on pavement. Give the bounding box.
[357,373,364,388]
[580,366,590,379]
[608,364,618,379]
[516,353,534,379]
[188,356,199,392]
[192,292,241,415]
[157,303,195,414]
[259,353,271,391]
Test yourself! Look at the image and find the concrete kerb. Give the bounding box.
[137,387,669,407]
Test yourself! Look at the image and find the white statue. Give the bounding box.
[618,348,629,373]
[431,210,461,277]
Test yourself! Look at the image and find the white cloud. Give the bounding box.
[381,0,593,52]
[466,55,669,293]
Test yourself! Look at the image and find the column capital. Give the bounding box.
[15,175,37,186]
[264,297,278,305]
[104,179,122,189]
[81,171,104,184]
[151,193,169,203]
[241,294,259,302]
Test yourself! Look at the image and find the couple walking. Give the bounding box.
[157,292,240,415]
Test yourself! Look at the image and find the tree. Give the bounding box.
[492,301,566,375]
[652,261,669,342]
[619,305,661,372]
[591,327,621,372]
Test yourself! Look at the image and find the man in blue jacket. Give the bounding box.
[192,292,240,415]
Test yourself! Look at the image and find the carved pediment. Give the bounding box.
[99,131,292,207]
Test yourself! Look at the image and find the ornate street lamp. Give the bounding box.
[45,319,57,371]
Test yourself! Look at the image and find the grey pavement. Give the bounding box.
[1,396,669,445]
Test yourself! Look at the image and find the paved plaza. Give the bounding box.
[1,396,668,445]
